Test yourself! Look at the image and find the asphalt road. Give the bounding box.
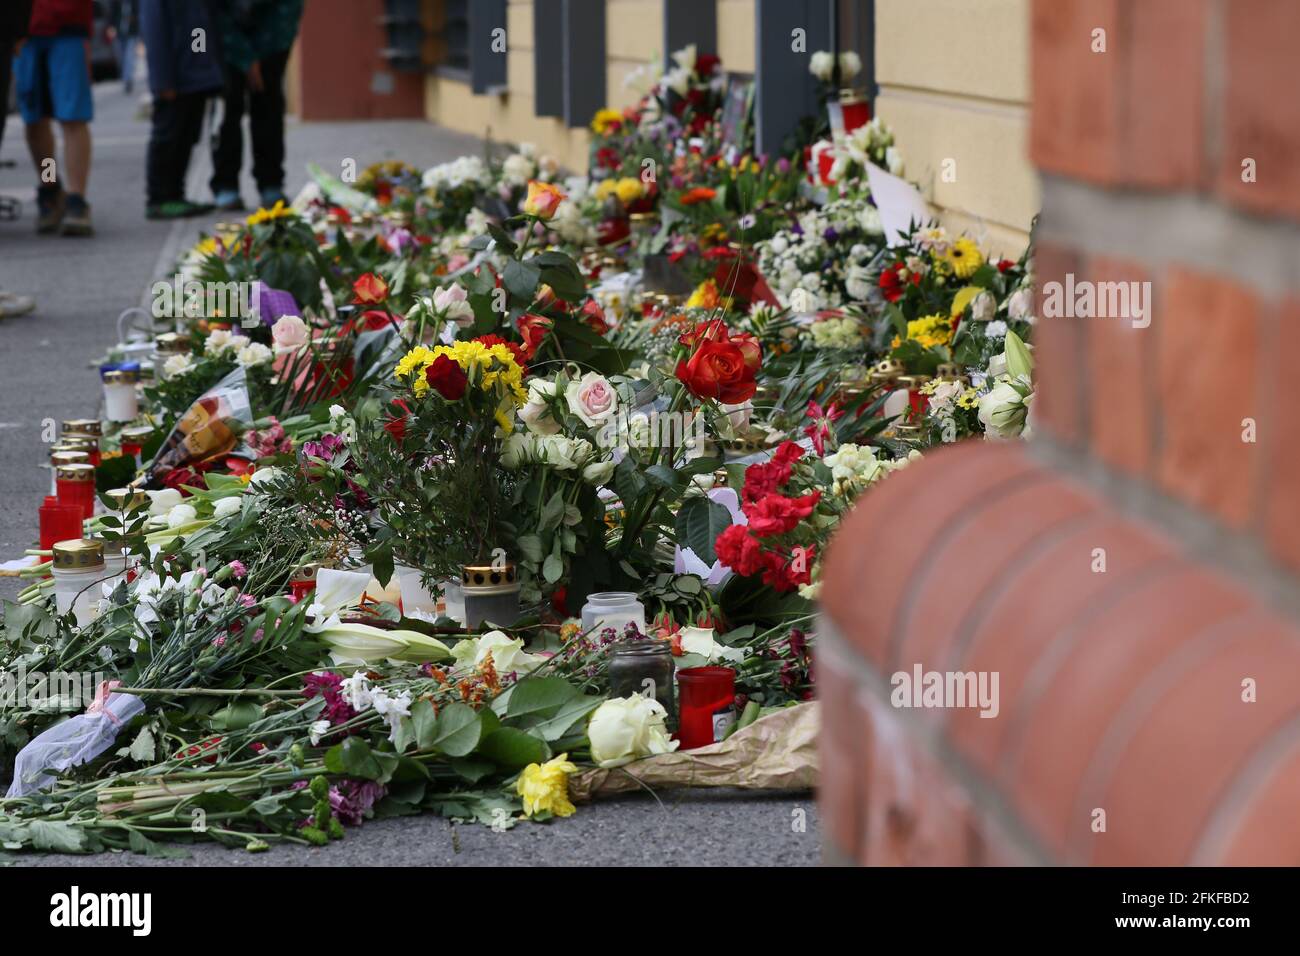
[0,83,822,867]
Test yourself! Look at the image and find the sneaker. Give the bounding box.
[147,199,216,220]
[0,290,36,319]
[213,190,245,211]
[36,186,65,234]
[258,188,288,208]
[60,194,93,236]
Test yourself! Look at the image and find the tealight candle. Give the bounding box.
[102,369,140,422]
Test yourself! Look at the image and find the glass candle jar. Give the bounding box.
[676,666,737,750]
[119,425,155,466]
[441,578,465,625]
[581,592,647,635]
[607,639,676,723]
[51,538,106,625]
[461,563,520,629]
[62,433,101,467]
[394,563,438,618]
[55,462,97,520]
[39,496,85,551]
[100,542,138,593]
[102,369,140,422]
[289,562,320,603]
[49,449,90,495]
[62,419,102,440]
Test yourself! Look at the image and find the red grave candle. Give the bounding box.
[39,496,85,552]
[55,463,97,520]
[676,666,737,750]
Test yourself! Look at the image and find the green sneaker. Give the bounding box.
[147,199,215,220]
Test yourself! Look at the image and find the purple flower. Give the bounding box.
[303,671,357,726]
[228,560,247,580]
[330,780,387,826]
[303,433,346,461]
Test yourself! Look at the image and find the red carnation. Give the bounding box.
[425,354,468,400]
[383,398,411,444]
[743,491,822,538]
[878,262,920,303]
[715,524,765,576]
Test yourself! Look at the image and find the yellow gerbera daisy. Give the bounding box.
[936,237,984,279]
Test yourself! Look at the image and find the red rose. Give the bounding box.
[353,272,389,304]
[715,524,765,576]
[383,398,411,444]
[742,491,821,538]
[579,298,610,335]
[425,354,468,400]
[516,312,553,360]
[597,217,631,246]
[878,262,920,303]
[675,321,761,404]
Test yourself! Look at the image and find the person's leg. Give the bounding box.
[145,96,179,207]
[59,121,91,197]
[15,38,65,231]
[210,69,248,203]
[248,48,290,202]
[45,37,95,234]
[120,35,137,93]
[173,92,208,199]
[0,39,13,157]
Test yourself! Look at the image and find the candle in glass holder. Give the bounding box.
[119,425,155,466]
[62,433,100,466]
[55,462,96,520]
[676,666,737,750]
[49,449,90,494]
[289,563,320,603]
[102,368,140,421]
[39,496,85,551]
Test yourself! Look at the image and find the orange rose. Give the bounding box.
[679,187,717,206]
[353,272,389,304]
[523,180,565,220]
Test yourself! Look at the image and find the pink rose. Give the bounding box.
[271,315,309,350]
[565,371,618,427]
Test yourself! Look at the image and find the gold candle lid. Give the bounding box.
[50,451,91,468]
[52,538,105,570]
[119,425,155,442]
[103,369,140,385]
[104,487,147,509]
[838,87,869,104]
[62,419,102,437]
[55,462,96,482]
[461,563,519,593]
[61,434,99,451]
[154,332,191,354]
[896,374,933,390]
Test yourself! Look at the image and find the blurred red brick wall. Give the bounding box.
[818,0,1300,866]
[293,0,426,121]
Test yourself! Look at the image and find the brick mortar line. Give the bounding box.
[1027,434,1300,625]
[816,616,1058,866]
[1036,175,1300,299]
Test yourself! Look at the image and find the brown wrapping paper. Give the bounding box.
[569,701,819,802]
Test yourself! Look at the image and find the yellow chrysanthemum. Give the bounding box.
[890,314,953,350]
[935,237,984,279]
[193,236,219,258]
[245,199,294,227]
[394,342,528,405]
[614,178,644,205]
[516,753,578,818]
[590,108,624,135]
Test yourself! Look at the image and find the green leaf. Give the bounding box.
[675,495,734,565]
[526,693,603,742]
[506,676,580,719]
[411,698,439,750]
[429,702,482,757]
[324,736,399,782]
[28,821,88,854]
[542,552,564,584]
[503,258,541,302]
[539,489,566,532]
[478,727,550,768]
[516,534,544,563]
[127,724,157,764]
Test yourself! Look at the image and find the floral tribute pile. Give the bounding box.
[0,46,1036,855]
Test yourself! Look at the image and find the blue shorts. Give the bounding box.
[15,36,94,125]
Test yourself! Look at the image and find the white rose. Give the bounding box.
[809,50,835,81]
[248,466,283,489]
[587,695,680,768]
[501,431,536,470]
[236,342,273,367]
[453,630,544,676]
[163,354,195,379]
[146,488,183,516]
[582,459,615,486]
[539,434,592,471]
[885,146,905,177]
[433,284,474,326]
[678,626,745,664]
[166,503,198,528]
[519,379,561,435]
[565,371,618,427]
[970,291,997,322]
[212,496,243,519]
[1007,287,1034,320]
[839,51,862,79]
